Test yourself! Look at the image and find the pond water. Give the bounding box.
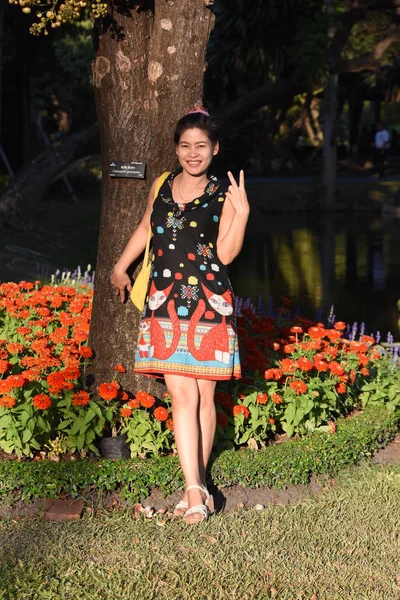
[1,208,400,339]
[229,211,400,340]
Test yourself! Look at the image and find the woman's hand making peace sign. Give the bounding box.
[226,170,250,216]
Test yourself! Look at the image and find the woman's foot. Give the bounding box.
[183,485,212,524]
[173,492,188,517]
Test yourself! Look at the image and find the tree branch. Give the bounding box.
[334,31,400,73]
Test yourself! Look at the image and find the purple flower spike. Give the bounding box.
[376,331,381,344]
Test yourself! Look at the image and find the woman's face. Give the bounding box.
[176,127,219,176]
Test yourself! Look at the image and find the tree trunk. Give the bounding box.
[88,1,214,397]
[0,126,99,228]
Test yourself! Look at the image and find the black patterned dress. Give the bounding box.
[134,169,241,380]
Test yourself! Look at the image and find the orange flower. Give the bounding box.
[289,380,308,395]
[114,364,126,373]
[297,357,314,372]
[271,393,283,404]
[79,346,93,358]
[137,391,156,408]
[0,360,10,375]
[98,381,120,401]
[256,393,268,405]
[314,358,329,372]
[335,382,347,394]
[334,321,346,331]
[33,393,52,410]
[120,406,133,418]
[284,344,295,354]
[290,326,303,334]
[308,326,326,339]
[264,368,283,381]
[128,398,140,409]
[233,405,250,418]
[349,369,357,383]
[153,406,168,421]
[6,343,24,355]
[166,418,174,431]
[329,361,345,376]
[280,358,297,373]
[118,391,129,402]
[360,367,369,377]
[0,395,16,409]
[268,417,275,425]
[72,391,91,406]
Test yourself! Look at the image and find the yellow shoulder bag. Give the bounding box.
[130,171,171,311]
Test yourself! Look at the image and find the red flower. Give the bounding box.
[98,382,120,401]
[360,367,369,376]
[153,406,168,421]
[289,380,308,395]
[166,418,174,431]
[308,326,326,339]
[290,326,303,334]
[271,393,283,404]
[120,406,133,418]
[0,395,16,409]
[79,346,93,358]
[280,358,297,373]
[72,391,91,406]
[335,382,347,394]
[334,321,346,331]
[137,391,156,408]
[297,357,314,372]
[114,364,126,373]
[6,343,24,355]
[128,398,140,409]
[33,393,52,410]
[264,368,283,381]
[216,412,228,427]
[256,393,268,405]
[314,358,329,372]
[284,344,295,354]
[268,417,275,425]
[233,405,250,418]
[329,361,345,376]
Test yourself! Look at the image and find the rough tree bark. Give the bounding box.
[88,1,215,397]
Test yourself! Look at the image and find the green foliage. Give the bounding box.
[360,352,400,413]
[0,405,397,502]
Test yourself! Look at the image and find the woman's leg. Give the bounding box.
[164,374,205,522]
[197,379,217,483]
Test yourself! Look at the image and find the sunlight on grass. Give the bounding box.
[0,463,400,599]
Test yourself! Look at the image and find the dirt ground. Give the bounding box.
[1,435,399,520]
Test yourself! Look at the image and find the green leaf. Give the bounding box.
[284,403,296,424]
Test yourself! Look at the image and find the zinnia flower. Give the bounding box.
[33,393,52,410]
[271,393,283,404]
[297,357,314,372]
[120,406,133,418]
[290,326,303,334]
[137,391,156,408]
[256,393,268,405]
[335,382,347,394]
[79,346,93,358]
[128,398,140,409]
[289,380,308,395]
[98,381,120,401]
[0,395,16,409]
[114,364,126,373]
[334,321,346,331]
[264,368,283,381]
[268,417,275,425]
[153,406,168,421]
[233,405,250,418]
[72,391,91,406]
[166,418,174,431]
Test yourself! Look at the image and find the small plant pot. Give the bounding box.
[99,434,130,459]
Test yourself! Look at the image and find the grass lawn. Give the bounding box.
[1,462,400,599]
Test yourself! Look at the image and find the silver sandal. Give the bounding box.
[183,484,214,523]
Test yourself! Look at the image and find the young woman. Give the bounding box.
[111,108,249,523]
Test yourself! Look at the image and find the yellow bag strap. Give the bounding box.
[143,171,171,265]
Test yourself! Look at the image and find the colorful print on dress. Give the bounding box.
[148,281,181,360]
